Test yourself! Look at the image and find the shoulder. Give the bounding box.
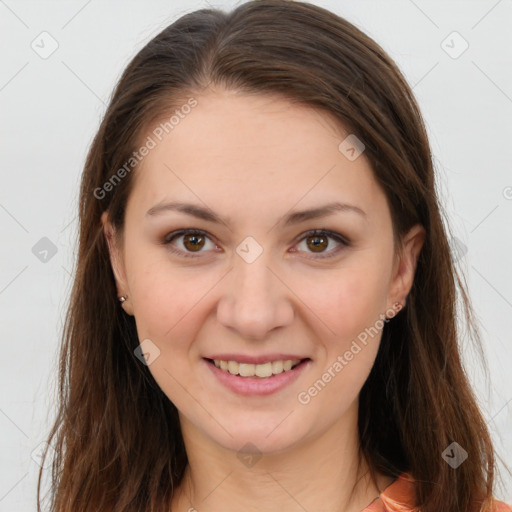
[364,472,512,512]
[492,500,512,512]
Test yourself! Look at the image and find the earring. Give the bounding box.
[118,295,127,303]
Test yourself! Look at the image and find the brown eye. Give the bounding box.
[306,234,329,252]
[163,229,216,258]
[293,229,349,259]
[163,228,349,260]
[182,233,206,252]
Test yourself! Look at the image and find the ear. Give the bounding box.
[387,224,425,311]
[101,211,134,316]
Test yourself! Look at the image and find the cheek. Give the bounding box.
[126,249,202,343]
[126,257,207,405]
[299,270,388,412]
[303,264,388,340]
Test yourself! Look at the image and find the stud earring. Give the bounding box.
[118,295,127,303]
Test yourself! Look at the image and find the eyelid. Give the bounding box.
[162,228,350,259]
[162,228,217,258]
[291,229,350,259]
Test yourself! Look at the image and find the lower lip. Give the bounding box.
[203,358,311,396]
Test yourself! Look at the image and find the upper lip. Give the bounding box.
[204,354,310,364]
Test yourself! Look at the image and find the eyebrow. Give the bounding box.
[146,200,367,226]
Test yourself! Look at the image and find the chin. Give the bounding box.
[207,417,308,457]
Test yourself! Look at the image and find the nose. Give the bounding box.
[216,251,295,340]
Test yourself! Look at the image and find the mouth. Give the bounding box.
[203,356,312,396]
[203,357,311,378]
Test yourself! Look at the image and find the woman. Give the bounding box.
[37,1,511,511]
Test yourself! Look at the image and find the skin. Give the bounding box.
[103,87,425,512]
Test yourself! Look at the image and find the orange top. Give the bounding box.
[363,472,512,512]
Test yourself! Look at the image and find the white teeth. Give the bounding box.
[228,360,238,375]
[255,362,272,377]
[212,358,302,378]
[272,360,284,374]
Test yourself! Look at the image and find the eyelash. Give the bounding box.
[162,228,350,260]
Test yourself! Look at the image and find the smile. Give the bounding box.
[210,358,302,378]
[203,357,312,396]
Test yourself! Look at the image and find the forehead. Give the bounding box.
[127,90,386,223]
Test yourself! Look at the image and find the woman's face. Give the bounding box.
[103,88,424,455]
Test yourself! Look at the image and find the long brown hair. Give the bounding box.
[37,1,510,510]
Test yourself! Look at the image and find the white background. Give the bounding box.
[0,0,511,510]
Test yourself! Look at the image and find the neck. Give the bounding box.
[170,401,392,512]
